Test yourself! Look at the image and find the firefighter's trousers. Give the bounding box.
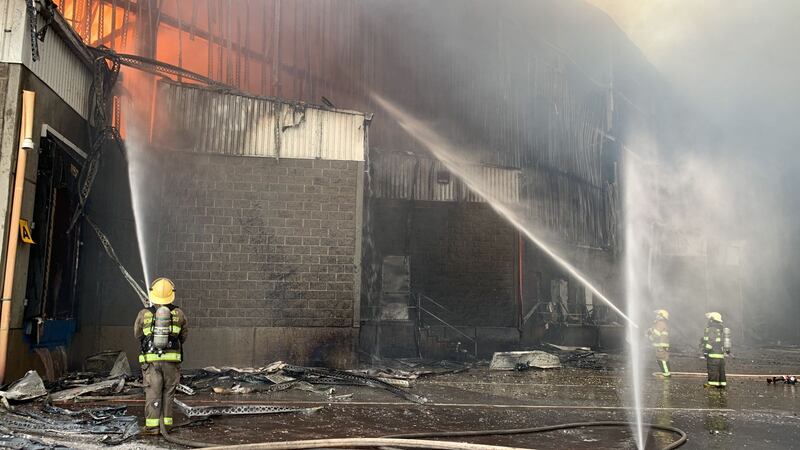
[143,361,181,429]
[655,348,670,377]
[706,357,727,387]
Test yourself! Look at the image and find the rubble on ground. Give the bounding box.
[542,344,612,370]
[0,404,139,445]
[49,378,125,403]
[182,363,428,404]
[558,351,609,370]
[174,399,322,418]
[0,432,70,450]
[490,351,562,370]
[84,350,132,378]
[2,352,434,409]
[354,357,470,378]
[0,352,468,445]
[0,371,48,408]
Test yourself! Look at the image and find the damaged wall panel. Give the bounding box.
[370,151,520,204]
[522,167,615,249]
[153,80,368,162]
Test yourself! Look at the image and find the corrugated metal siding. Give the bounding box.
[49,0,641,248]
[521,167,613,248]
[22,27,92,118]
[372,150,614,248]
[0,0,91,118]
[155,81,367,161]
[371,151,519,204]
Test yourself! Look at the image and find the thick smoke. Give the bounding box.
[590,0,800,149]
[590,0,800,343]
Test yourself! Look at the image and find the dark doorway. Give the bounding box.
[23,136,84,344]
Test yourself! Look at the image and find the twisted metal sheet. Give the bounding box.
[174,400,321,418]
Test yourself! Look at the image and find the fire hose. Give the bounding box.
[159,420,688,450]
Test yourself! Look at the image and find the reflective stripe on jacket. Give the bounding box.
[702,323,725,359]
[648,319,669,348]
[139,352,182,363]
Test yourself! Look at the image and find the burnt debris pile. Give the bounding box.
[181,362,429,404]
[0,401,139,446]
[0,353,467,446]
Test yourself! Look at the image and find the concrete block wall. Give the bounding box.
[74,152,363,368]
[414,202,517,327]
[370,200,517,328]
[156,153,360,329]
[71,149,364,369]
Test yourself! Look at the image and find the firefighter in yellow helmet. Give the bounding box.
[646,309,671,377]
[700,312,730,388]
[133,278,188,434]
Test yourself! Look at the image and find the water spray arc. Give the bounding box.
[126,137,153,288]
[371,94,637,329]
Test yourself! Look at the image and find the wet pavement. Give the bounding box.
[29,348,800,449]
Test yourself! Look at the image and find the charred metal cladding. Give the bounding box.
[153,80,369,162]
[371,151,520,204]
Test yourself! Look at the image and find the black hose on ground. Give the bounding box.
[384,421,688,450]
[160,419,687,449]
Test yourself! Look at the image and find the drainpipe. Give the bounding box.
[0,90,36,384]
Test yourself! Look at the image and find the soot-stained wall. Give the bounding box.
[371,199,517,327]
[151,152,362,367]
[73,150,363,369]
[155,153,360,329]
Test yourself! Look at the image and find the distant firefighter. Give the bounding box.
[701,312,730,388]
[134,278,188,434]
[646,309,671,377]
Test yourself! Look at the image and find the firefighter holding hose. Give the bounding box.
[701,312,731,388]
[647,309,671,377]
[134,278,188,434]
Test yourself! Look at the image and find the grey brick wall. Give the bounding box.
[155,153,360,328]
[370,200,517,327]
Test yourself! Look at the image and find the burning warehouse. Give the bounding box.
[0,0,794,448]
[0,0,658,379]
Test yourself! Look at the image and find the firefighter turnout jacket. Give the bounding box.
[648,318,670,350]
[702,321,725,359]
[134,305,188,363]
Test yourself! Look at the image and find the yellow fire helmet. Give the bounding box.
[149,277,176,305]
[705,311,723,323]
[654,309,669,320]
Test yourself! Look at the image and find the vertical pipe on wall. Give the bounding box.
[0,90,36,384]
